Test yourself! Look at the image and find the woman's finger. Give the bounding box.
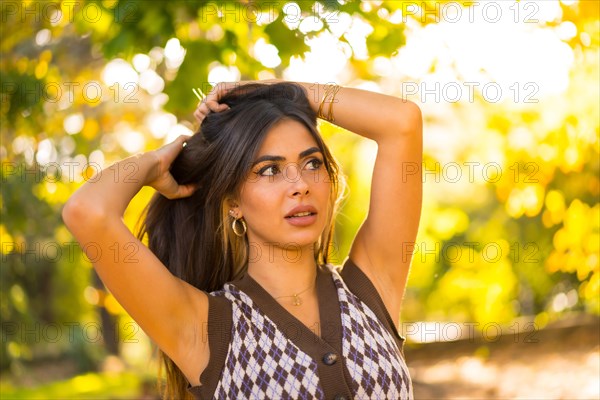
[207,82,235,102]
[151,169,197,200]
[194,109,204,122]
[173,183,198,199]
[205,99,224,112]
[162,180,198,200]
[158,135,188,163]
[198,102,210,114]
[193,82,237,123]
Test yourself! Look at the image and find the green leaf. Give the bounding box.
[264,14,309,62]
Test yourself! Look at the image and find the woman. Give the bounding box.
[62,80,423,399]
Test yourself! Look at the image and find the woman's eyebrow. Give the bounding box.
[251,147,322,167]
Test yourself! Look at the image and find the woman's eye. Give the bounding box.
[307,158,323,170]
[258,164,280,176]
[256,159,323,177]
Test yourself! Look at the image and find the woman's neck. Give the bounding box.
[246,242,318,301]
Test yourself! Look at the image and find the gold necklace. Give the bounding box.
[274,281,315,306]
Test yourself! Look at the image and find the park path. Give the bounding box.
[406,316,600,399]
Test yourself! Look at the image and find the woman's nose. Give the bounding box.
[284,163,310,195]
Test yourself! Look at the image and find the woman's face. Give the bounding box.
[236,118,332,251]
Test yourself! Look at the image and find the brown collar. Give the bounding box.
[229,264,344,356]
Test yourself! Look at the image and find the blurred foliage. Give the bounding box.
[401,45,600,326]
[0,0,411,384]
[1,0,598,392]
[0,370,154,399]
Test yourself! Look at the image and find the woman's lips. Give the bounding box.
[284,213,317,226]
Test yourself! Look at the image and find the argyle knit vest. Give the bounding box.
[202,263,413,399]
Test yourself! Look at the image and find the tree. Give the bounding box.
[1,0,597,385]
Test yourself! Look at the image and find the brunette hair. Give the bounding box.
[137,82,347,399]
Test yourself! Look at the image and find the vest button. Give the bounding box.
[333,395,347,400]
[322,352,338,365]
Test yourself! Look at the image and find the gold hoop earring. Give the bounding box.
[232,217,247,237]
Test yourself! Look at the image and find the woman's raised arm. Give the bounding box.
[297,82,423,327]
[61,136,209,385]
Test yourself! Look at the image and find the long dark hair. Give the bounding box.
[137,82,347,399]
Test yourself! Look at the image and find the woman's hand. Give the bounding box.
[145,135,197,199]
[193,82,234,123]
[193,80,283,123]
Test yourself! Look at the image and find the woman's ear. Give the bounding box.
[226,198,242,218]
